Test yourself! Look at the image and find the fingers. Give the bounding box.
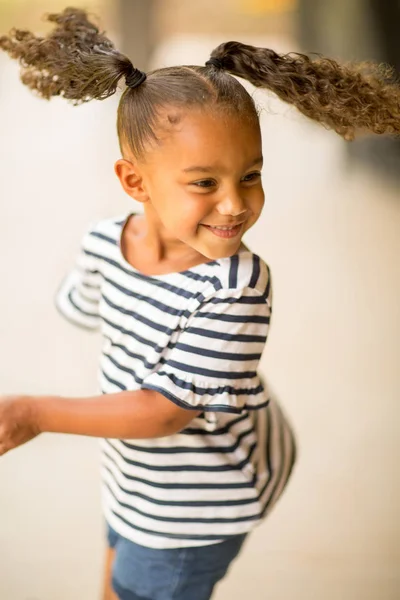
[0,442,10,457]
[0,396,39,455]
[0,422,12,456]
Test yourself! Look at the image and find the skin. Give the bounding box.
[0,107,264,598]
[114,107,264,272]
[0,108,265,453]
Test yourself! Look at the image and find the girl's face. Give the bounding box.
[128,108,264,261]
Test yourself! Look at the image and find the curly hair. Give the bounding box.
[1,7,399,158]
[217,41,400,140]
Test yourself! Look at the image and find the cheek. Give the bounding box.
[154,189,204,234]
[250,187,265,215]
[171,194,206,229]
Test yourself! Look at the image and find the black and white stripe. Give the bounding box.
[55,214,296,549]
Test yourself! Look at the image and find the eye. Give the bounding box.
[241,171,262,183]
[191,179,216,188]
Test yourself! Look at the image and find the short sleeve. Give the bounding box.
[55,226,102,331]
[141,285,272,413]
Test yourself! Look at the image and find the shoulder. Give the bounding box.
[183,251,272,336]
[202,250,271,303]
[83,214,126,244]
[79,214,128,253]
[183,251,272,327]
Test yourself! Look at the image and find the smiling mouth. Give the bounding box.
[201,222,243,238]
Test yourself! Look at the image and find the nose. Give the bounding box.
[216,192,247,217]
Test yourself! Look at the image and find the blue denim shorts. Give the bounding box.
[107,525,247,600]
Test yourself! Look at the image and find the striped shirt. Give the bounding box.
[55,214,296,549]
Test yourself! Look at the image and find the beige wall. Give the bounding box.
[0,34,399,600]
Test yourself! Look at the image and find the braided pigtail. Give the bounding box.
[208,41,400,140]
[0,7,143,104]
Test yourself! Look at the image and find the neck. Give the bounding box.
[130,205,206,266]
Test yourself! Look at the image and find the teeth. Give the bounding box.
[211,225,237,230]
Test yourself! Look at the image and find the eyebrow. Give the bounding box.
[182,155,264,174]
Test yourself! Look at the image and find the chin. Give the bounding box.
[202,243,242,261]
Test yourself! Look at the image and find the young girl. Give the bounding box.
[0,7,398,600]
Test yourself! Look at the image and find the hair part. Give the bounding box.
[117,66,259,159]
[1,7,399,159]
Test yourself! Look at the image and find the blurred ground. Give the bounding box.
[0,5,400,600]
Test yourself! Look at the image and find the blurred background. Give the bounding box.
[0,1,399,599]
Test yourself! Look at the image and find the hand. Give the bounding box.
[0,396,40,456]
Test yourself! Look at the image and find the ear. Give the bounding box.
[114,159,150,203]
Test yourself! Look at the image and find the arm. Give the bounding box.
[0,390,201,456]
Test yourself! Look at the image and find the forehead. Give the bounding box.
[146,108,262,171]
